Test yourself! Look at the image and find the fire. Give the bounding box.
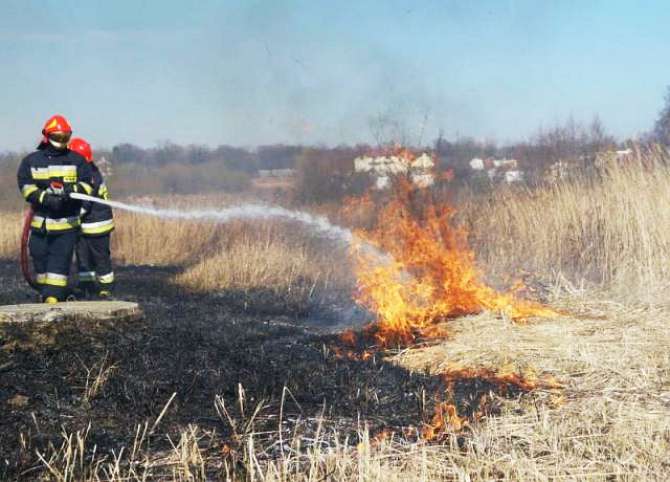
[421,367,561,440]
[421,401,465,438]
[350,177,556,347]
[333,152,561,440]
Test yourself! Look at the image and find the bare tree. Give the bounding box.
[653,86,670,145]
[368,111,409,147]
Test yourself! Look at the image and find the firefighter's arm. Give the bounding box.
[98,182,111,200]
[71,160,94,196]
[95,167,111,200]
[17,157,45,205]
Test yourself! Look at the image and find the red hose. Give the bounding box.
[20,207,39,291]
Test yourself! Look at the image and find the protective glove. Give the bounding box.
[62,184,76,197]
[42,192,64,211]
[47,182,65,196]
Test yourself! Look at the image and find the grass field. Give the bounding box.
[1,148,669,480]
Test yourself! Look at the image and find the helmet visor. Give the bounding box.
[48,131,72,144]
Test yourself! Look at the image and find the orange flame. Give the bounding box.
[335,152,561,440]
[421,367,562,440]
[333,152,560,442]
[350,177,556,347]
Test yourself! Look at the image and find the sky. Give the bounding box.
[1,0,670,151]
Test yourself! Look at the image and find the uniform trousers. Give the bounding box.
[76,234,114,293]
[29,230,77,300]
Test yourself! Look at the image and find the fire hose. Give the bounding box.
[19,193,381,289]
[20,206,40,291]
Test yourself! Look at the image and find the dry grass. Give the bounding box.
[3,148,670,480]
[176,234,330,295]
[78,352,118,404]
[111,211,351,312]
[394,297,670,480]
[0,211,21,259]
[463,145,670,302]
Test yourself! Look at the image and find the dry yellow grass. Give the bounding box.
[0,211,21,259]
[177,235,323,292]
[464,145,670,302]
[111,210,351,310]
[111,213,228,266]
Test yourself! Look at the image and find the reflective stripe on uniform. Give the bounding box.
[97,272,115,284]
[36,273,47,285]
[22,184,39,199]
[30,167,49,180]
[31,216,80,231]
[45,273,68,287]
[78,181,93,195]
[45,216,80,231]
[79,271,96,282]
[81,218,114,235]
[31,216,45,229]
[48,165,77,181]
[98,184,110,200]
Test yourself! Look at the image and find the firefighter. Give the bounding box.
[17,115,94,303]
[69,138,115,298]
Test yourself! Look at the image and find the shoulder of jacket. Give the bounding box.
[22,150,43,162]
[68,151,89,165]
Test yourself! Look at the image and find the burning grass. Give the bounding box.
[349,180,557,348]
[329,177,560,441]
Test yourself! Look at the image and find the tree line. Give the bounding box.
[1,84,669,204]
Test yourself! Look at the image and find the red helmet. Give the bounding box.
[69,137,93,162]
[41,114,72,149]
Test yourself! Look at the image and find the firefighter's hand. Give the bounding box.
[42,192,64,211]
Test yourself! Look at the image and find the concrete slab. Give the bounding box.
[0,301,143,324]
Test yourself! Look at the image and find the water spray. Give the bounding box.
[69,193,391,261]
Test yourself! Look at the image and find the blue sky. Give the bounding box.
[1,0,669,150]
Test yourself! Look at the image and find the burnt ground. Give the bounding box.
[0,259,533,479]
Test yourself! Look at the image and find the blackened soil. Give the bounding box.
[0,259,442,479]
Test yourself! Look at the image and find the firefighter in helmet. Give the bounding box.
[17,115,94,303]
[69,138,115,298]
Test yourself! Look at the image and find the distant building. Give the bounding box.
[411,153,435,171]
[504,170,524,183]
[492,158,518,169]
[375,175,391,190]
[354,151,436,189]
[411,173,435,188]
[470,158,485,170]
[470,157,523,183]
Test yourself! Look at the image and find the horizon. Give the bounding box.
[2,1,669,151]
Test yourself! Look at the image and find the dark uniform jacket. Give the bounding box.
[80,163,114,236]
[17,144,94,233]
